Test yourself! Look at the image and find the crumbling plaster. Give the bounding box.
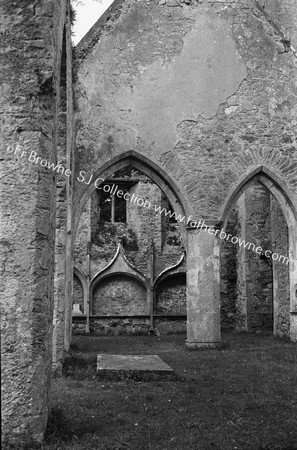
[78,5,247,155]
[74,0,297,224]
[71,0,297,346]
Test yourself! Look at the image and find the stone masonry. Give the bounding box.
[1,0,297,447]
[1,0,72,446]
[73,168,185,335]
[70,0,297,350]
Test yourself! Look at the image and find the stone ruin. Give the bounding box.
[1,0,297,446]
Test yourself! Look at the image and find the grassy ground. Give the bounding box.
[44,332,297,450]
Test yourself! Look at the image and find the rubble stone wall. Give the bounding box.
[74,0,297,222]
[1,0,70,445]
[229,183,290,334]
[244,183,273,331]
[73,0,297,340]
[72,172,184,322]
[220,207,239,330]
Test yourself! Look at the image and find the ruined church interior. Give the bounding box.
[1,0,297,447]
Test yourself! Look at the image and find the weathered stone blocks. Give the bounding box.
[1,0,70,446]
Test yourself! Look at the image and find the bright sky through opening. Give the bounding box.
[71,0,114,45]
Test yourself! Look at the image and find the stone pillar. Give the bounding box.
[270,196,290,338]
[64,10,75,354]
[52,215,67,375]
[52,7,74,367]
[52,35,67,375]
[0,1,66,444]
[235,193,248,331]
[186,226,221,348]
[2,136,55,446]
[289,222,297,342]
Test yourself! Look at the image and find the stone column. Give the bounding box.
[186,226,221,348]
[52,8,74,367]
[64,10,75,354]
[52,219,67,375]
[270,197,290,338]
[289,222,297,342]
[1,0,67,444]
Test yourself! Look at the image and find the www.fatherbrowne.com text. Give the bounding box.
[7,145,291,266]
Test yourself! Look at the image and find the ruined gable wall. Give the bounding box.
[73,0,296,338]
[74,0,297,225]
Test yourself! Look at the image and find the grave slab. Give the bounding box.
[97,354,173,373]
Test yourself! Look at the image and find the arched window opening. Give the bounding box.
[72,161,186,336]
[220,176,291,338]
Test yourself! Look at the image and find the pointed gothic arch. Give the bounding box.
[72,151,191,246]
[67,151,191,343]
[220,165,297,341]
[221,166,297,226]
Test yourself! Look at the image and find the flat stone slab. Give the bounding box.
[97,354,173,373]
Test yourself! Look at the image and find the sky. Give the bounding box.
[71,0,115,45]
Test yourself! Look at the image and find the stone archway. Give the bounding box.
[221,166,297,342]
[72,151,191,243]
[61,151,191,354]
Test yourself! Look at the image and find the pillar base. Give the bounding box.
[186,340,222,350]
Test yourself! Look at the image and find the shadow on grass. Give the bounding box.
[62,354,96,380]
[259,446,297,450]
[48,333,297,450]
[44,407,74,444]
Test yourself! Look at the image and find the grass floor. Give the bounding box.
[45,332,297,450]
